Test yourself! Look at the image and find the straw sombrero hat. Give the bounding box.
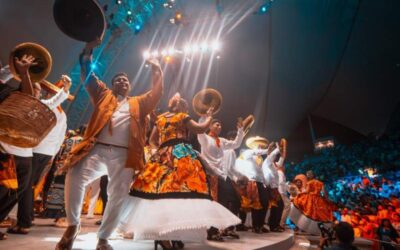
[192,88,222,116]
[242,114,255,134]
[245,136,269,149]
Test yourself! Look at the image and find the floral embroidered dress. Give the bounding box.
[118,112,240,241]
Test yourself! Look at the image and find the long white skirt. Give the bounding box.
[118,196,241,241]
[288,204,332,235]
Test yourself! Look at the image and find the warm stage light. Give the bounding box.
[164,56,172,63]
[175,12,182,20]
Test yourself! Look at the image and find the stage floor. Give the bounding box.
[0,216,295,250]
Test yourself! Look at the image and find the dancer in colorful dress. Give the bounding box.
[118,93,240,249]
[289,170,335,235]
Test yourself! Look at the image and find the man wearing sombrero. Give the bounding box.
[197,117,244,241]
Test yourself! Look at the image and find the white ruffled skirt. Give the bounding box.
[118,197,241,241]
[288,204,333,235]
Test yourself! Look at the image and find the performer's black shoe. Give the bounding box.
[236,224,249,231]
[154,240,177,250]
[171,240,184,249]
[253,227,263,234]
[260,226,270,233]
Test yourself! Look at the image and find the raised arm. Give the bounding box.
[41,75,71,109]
[187,108,213,134]
[14,54,37,95]
[136,59,163,118]
[79,38,107,103]
[220,120,244,150]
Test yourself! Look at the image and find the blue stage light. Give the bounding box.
[90,63,97,70]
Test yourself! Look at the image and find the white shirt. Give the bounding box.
[222,148,246,182]
[33,90,69,156]
[197,118,244,178]
[277,169,287,194]
[235,148,268,182]
[1,89,69,157]
[97,96,130,147]
[262,147,281,188]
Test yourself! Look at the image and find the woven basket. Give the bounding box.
[0,92,56,148]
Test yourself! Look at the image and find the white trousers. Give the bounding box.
[280,193,291,227]
[85,177,101,218]
[65,144,133,239]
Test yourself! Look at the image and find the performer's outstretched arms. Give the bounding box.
[188,108,213,134]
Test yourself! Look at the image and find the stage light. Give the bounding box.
[200,42,208,51]
[161,49,167,56]
[143,50,151,59]
[168,47,175,55]
[260,4,268,13]
[191,44,199,53]
[134,24,141,34]
[184,45,192,54]
[164,56,172,63]
[90,63,97,70]
[116,0,122,4]
[211,40,221,51]
[175,12,182,20]
[216,55,221,59]
[127,10,132,15]
[152,50,159,57]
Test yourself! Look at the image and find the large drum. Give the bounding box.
[0,92,56,148]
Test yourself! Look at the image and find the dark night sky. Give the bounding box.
[0,0,399,140]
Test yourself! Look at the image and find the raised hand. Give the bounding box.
[237,117,244,130]
[61,75,72,92]
[14,54,37,75]
[146,58,161,70]
[85,37,102,51]
[205,107,214,118]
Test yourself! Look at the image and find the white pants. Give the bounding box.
[65,144,133,239]
[85,177,101,218]
[280,193,291,227]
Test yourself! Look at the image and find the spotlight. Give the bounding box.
[116,0,122,4]
[143,50,151,60]
[90,63,97,70]
[191,44,199,53]
[164,56,172,63]
[127,10,132,15]
[151,50,159,58]
[134,24,141,34]
[200,42,208,51]
[175,12,182,20]
[260,4,268,13]
[183,45,192,54]
[168,47,175,55]
[211,40,221,51]
[161,49,167,56]
[216,55,221,59]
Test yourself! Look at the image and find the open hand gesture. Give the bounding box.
[14,54,37,75]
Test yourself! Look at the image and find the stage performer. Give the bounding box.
[289,170,335,235]
[55,38,163,250]
[118,93,240,249]
[197,116,244,241]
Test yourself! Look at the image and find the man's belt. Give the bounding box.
[96,142,128,149]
